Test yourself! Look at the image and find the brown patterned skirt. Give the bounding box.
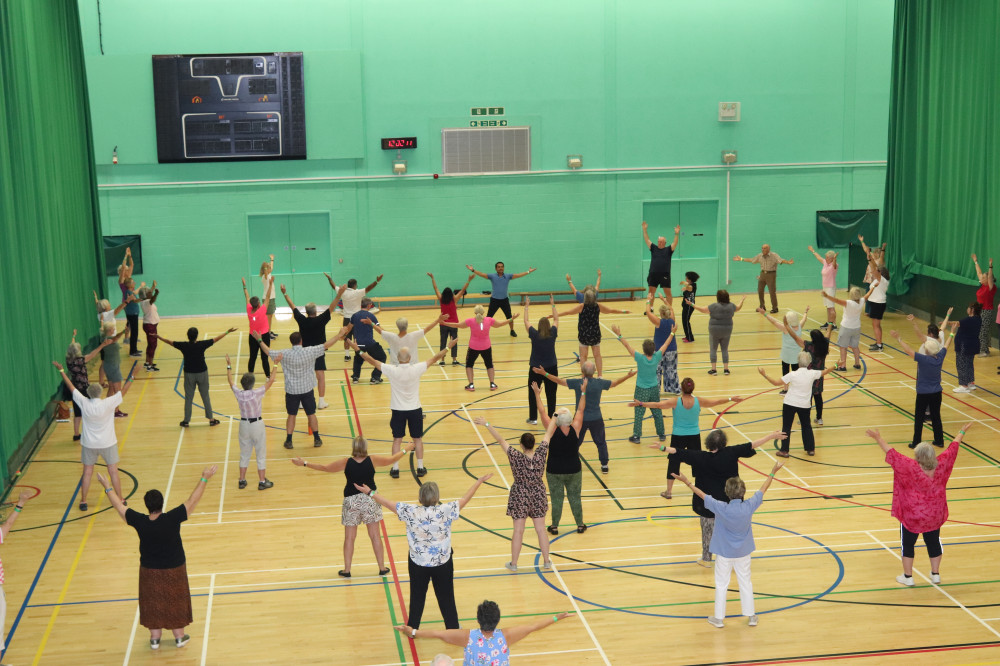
[138,564,193,630]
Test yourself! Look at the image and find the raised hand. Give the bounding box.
[473,416,488,426]
[201,465,218,480]
[52,360,64,371]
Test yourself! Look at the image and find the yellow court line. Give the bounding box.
[31,378,149,665]
[644,507,701,531]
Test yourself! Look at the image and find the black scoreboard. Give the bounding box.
[152,53,306,163]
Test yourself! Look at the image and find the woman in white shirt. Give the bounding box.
[826,282,879,371]
[138,282,160,371]
[758,352,834,457]
[867,265,891,351]
[355,474,492,630]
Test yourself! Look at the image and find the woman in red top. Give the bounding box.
[428,272,474,366]
[865,423,972,587]
[972,254,995,356]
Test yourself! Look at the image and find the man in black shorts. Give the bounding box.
[255,325,351,449]
[466,261,536,337]
[643,220,680,305]
[281,283,346,410]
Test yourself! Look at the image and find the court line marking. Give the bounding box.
[200,573,216,665]
[711,407,810,487]
[549,562,612,665]
[30,374,149,666]
[415,321,450,380]
[865,530,1000,639]
[217,417,235,523]
[460,404,510,489]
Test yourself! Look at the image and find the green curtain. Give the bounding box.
[883,0,1000,295]
[0,0,104,490]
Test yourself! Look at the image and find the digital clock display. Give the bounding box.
[381,137,417,150]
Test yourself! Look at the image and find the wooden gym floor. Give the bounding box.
[4,292,1000,665]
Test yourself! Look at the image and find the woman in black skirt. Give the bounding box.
[99,465,218,650]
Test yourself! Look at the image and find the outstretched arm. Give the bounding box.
[0,490,32,538]
[551,304,584,319]
[531,382,551,428]
[213,327,238,343]
[503,612,574,646]
[597,303,629,315]
[474,417,509,453]
[752,431,788,449]
[324,272,338,291]
[52,362,77,393]
[826,290,849,307]
[457,473,494,509]
[422,314,445,335]
[610,324,636,355]
[757,309,786,332]
[889,330,916,359]
[733,296,748,312]
[280,284,295,309]
[183,466,218,518]
[465,264,489,279]
[96,474,128,520]
[345,338,382,371]
[565,273,578,295]
[571,380,588,431]
[490,314,519,328]
[427,272,442,299]
[784,318,804,348]
[323,324,352,350]
[807,245,825,264]
[455,272,475,299]
[241,277,251,304]
[393,626,471,648]
[698,395,744,409]
[670,224,680,251]
[510,267,536,280]
[354,484,398,514]
[532,365,568,387]
[656,324,677,354]
[609,368,638,388]
[427,337,458,366]
[523,300,531,333]
[644,299,660,326]
[641,220,652,247]
[864,428,893,454]
[364,274,384,293]
[758,460,784,494]
[757,366,786,387]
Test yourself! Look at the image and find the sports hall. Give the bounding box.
[1,1,999,664]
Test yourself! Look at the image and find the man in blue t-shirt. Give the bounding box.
[533,360,636,474]
[466,261,536,337]
[642,220,680,306]
[350,298,387,383]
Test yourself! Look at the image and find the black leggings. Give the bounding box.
[781,361,799,376]
[667,433,701,478]
[812,392,824,419]
[126,313,139,354]
[912,391,943,446]
[248,334,271,377]
[681,301,695,340]
[407,553,459,629]
[901,524,942,558]
[439,326,458,357]
[528,364,558,420]
[780,403,814,452]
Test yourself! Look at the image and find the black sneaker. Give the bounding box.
[258,479,274,490]
[389,468,400,479]
[370,377,383,385]
[416,467,428,477]
[452,359,462,366]
[707,369,717,375]
[351,376,360,383]
[149,364,160,372]
[313,437,323,447]
[510,329,517,337]
[908,442,918,449]
[723,368,731,375]
[869,343,883,351]
[439,360,445,366]
[129,351,143,357]
[601,465,609,474]
[628,436,641,444]
[238,479,247,490]
[820,323,829,329]
[283,439,293,449]
[770,308,779,313]
[853,364,862,369]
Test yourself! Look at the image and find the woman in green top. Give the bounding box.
[611,323,676,444]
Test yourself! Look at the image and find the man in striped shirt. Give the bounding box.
[226,353,279,490]
[253,324,351,449]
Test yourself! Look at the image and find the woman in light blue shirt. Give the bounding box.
[673,459,784,629]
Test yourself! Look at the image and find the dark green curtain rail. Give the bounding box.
[883,0,1000,295]
[0,0,105,491]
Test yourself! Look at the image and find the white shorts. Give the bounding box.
[822,287,837,309]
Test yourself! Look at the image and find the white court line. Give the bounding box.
[548,563,612,665]
[461,404,510,489]
[217,417,235,522]
[865,530,1000,640]
[124,426,187,665]
[199,574,216,665]
[415,321,450,379]
[710,408,810,487]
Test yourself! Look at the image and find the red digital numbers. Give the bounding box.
[381,137,417,150]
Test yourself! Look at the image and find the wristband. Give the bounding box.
[660,445,666,452]
[617,335,622,340]
[302,461,308,468]
[200,477,208,483]
[959,430,966,435]
[552,615,559,623]
[14,506,22,512]
[484,422,489,427]
[411,628,417,638]
[227,366,231,370]
[769,473,776,477]
[104,487,112,493]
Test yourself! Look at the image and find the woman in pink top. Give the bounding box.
[808,245,839,330]
[972,254,995,356]
[441,304,518,391]
[865,423,972,587]
[242,277,272,378]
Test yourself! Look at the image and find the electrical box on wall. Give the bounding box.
[718,102,741,122]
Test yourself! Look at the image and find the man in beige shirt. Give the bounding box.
[733,244,794,313]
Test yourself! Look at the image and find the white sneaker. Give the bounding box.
[896,574,915,587]
[706,616,724,628]
[977,352,989,358]
[814,418,824,425]
[317,397,329,409]
[930,573,941,584]
[696,559,713,568]
[968,384,977,391]
[504,561,518,573]
[748,615,758,626]
[953,386,971,393]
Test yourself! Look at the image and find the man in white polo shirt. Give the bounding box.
[53,360,134,511]
[326,272,383,360]
[367,315,445,364]
[348,337,457,479]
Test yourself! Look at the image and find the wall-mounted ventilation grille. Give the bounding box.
[441,126,530,174]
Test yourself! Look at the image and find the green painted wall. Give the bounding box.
[79,0,895,313]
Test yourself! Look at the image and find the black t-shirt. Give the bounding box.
[125,505,188,569]
[649,244,674,274]
[668,443,756,518]
[172,340,214,374]
[528,326,558,367]
[294,309,332,347]
[683,282,697,305]
[546,426,582,474]
[344,457,376,497]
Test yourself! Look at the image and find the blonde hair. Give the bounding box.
[351,436,369,458]
[98,299,111,312]
[825,251,836,261]
[259,261,270,276]
[102,322,116,337]
[785,311,801,329]
[474,304,485,325]
[658,304,669,319]
[914,442,938,472]
[849,286,863,301]
[583,286,597,306]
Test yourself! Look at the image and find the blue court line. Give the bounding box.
[2,480,81,658]
[20,534,1000,612]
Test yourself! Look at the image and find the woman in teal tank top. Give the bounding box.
[630,377,744,499]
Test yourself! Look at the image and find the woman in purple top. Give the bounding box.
[889,329,952,448]
[395,599,572,665]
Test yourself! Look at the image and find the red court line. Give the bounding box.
[725,640,1000,665]
[712,381,1000,530]
[344,369,420,666]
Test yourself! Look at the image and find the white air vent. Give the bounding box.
[441,126,530,174]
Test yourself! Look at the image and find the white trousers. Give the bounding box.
[238,420,267,470]
[714,554,755,618]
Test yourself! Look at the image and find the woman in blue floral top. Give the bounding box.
[356,474,492,629]
[395,599,572,666]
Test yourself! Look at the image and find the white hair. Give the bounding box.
[430,656,455,666]
[555,408,572,427]
[797,350,812,367]
[397,347,411,364]
[785,311,801,329]
[923,338,942,355]
[396,317,409,331]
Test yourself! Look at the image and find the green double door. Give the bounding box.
[641,200,720,297]
[247,212,332,306]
